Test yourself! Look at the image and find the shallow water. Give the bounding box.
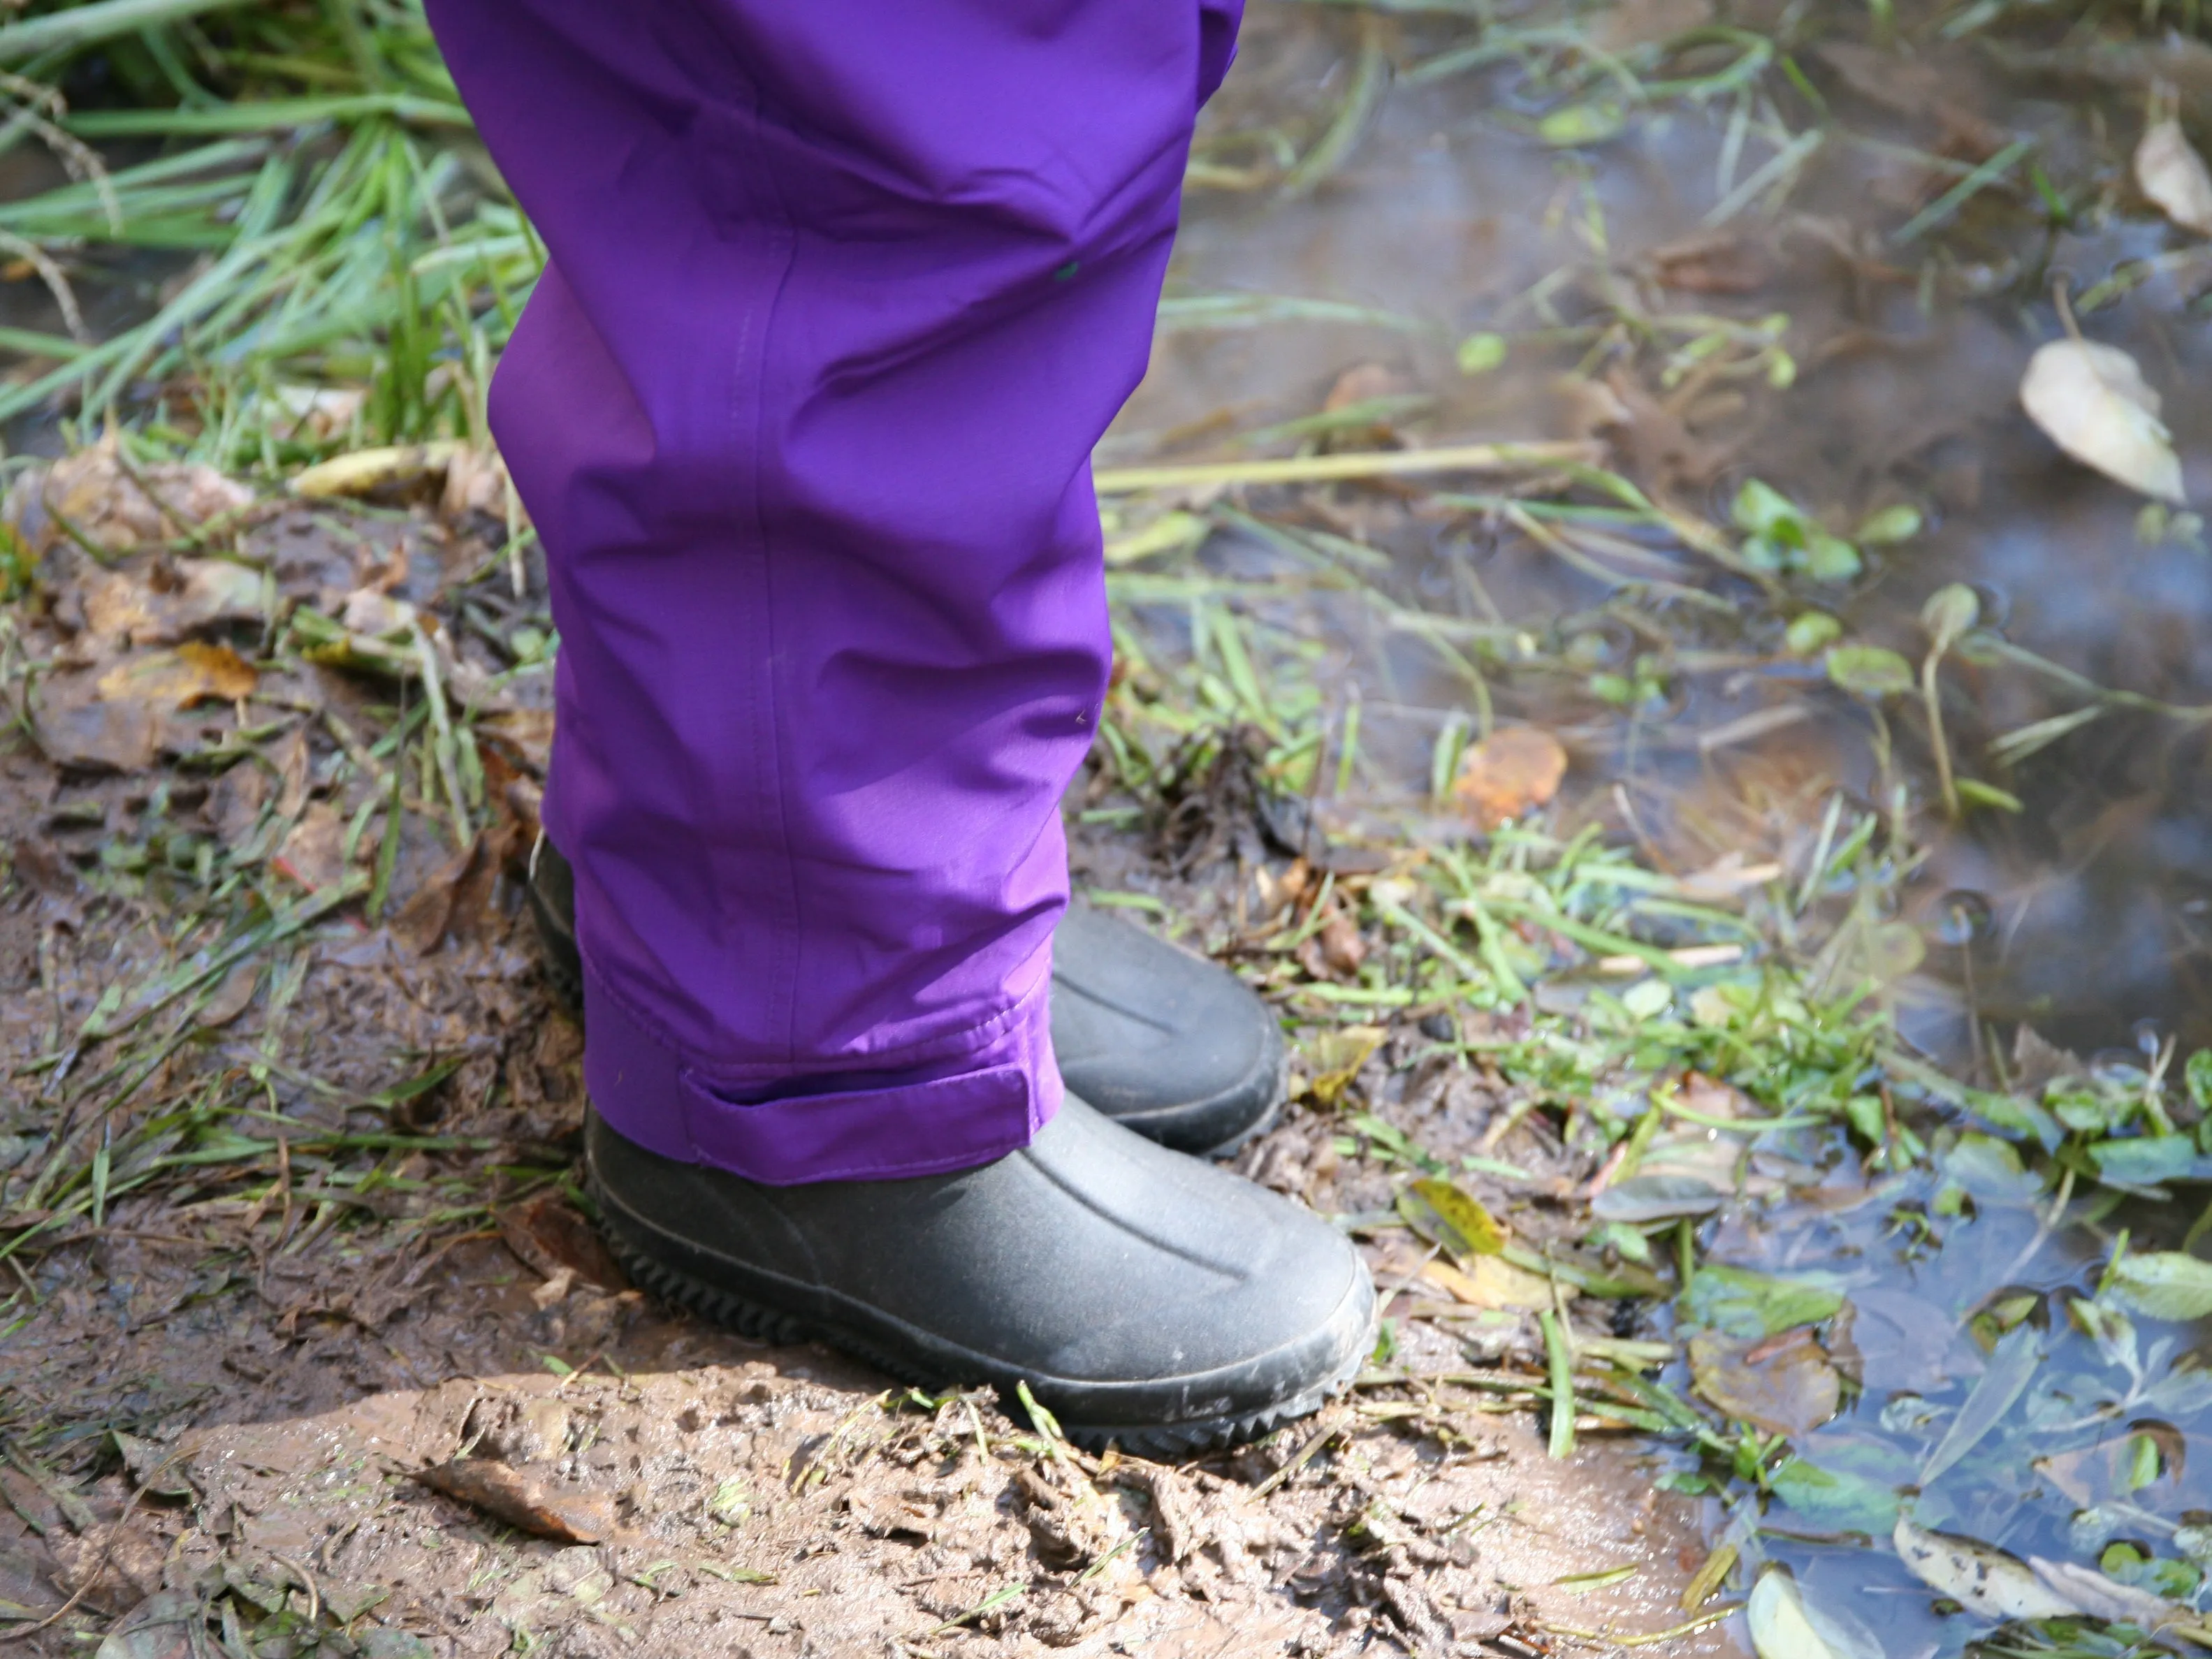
[1118,0,2212,1062]
[1110,5,2212,1650]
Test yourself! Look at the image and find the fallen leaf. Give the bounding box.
[1590,1173,1729,1222]
[290,441,463,500]
[95,642,257,708]
[1689,1330,1840,1436]
[1423,1255,1565,1312]
[2107,1250,2212,1321]
[1817,41,1944,117]
[2028,1556,2185,1627]
[80,559,263,649]
[275,803,350,893]
[2135,119,2212,235]
[1592,0,1712,50]
[1302,1025,1385,1109]
[1317,912,1367,975]
[410,1459,617,1544]
[1452,726,1568,830]
[31,671,163,770]
[1649,231,1770,294]
[1893,1515,2080,1621]
[3,434,254,557]
[194,963,259,1028]
[496,1195,626,1293]
[1747,1566,1884,1659]
[2019,339,2186,504]
[1408,1178,1507,1255]
[1682,1266,1843,1340]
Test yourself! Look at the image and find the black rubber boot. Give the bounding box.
[527,834,1283,1156]
[590,1095,1374,1454]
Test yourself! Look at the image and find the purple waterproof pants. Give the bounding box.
[424,1,1241,1182]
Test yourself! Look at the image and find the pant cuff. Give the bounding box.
[581,963,1061,1185]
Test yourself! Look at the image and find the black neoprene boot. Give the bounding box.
[529,834,1284,1155]
[590,1095,1374,1453]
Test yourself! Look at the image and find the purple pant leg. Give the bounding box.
[423,1,1242,1183]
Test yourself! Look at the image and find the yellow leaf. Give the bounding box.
[1409,1178,1507,1256]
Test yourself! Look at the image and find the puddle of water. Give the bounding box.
[1116,1,2212,1067]
[1104,5,2212,1651]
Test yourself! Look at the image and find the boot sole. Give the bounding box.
[594,1181,1367,1459]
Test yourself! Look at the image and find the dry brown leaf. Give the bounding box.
[2019,339,2186,504]
[2136,119,2212,236]
[275,803,350,893]
[1453,726,1568,831]
[3,434,253,557]
[411,1458,618,1543]
[496,1195,626,1293]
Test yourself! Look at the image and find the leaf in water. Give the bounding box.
[1747,1567,1886,1659]
[2028,1557,2183,1628]
[1689,1332,1840,1436]
[1919,584,1979,653]
[2090,1137,2212,1189]
[1824,645,1914,700]
[1893,1516,2081,1621]
[1682,1266,1844,1340]
[1855,504,1923,546]
[1768,1456,1902,1533]
[1920,1322,2040,1487]
[2018,339,2186,505]
[1409,1178,1507,1256]
[1589,1173,1729,1222]
[1538,102,1626,146]
[1452,726,1567,831]
[2134,119,2212,236]
[2107,1250,2212,1321]
[1455,332,1508,374]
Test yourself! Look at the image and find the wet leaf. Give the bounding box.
[1451,726,1568,830]
[1455,332,1508,374]
[1422,1255,1562,1312]
[1785,612,1842,655]
[97,642,258,708]
[1409,1178,1506,1256]
[1824,645,1914,700]
[2089,1136,2212,1187]
[109,1433,191,1500]
[1538,102,1626,146]
[1920,584,1979,653]
[1590,1173,1729,1222]
[3,432,254,557]
[2107,1250,2212,1321]
[1747,1566,1885,1659]
[1855,504,1923,546]
[2019,339,2186,505]
[2028,1556,2183,1627]
[1303,1024,1385,1109]
[1893,1516,2080,1620]
[1921,1322,2040,1487]
[290,439,463,499]
[1768,1456,1901,1533]
[1733,478,1803,536]
[411,1459,618,1544]
[1689,1331,1840,1436]
[2134,119,2212,236]
[1682,1266,1844,1340]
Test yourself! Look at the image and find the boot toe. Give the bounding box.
[1049,903,1285,1155]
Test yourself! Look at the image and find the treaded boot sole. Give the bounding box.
[594,1178,1365,1458]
